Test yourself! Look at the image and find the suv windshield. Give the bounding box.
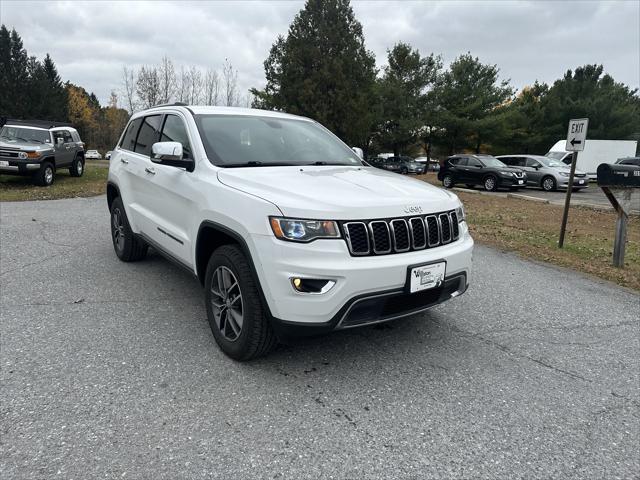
[537,157,565,168]
[195,115,362,167]
[480,157,506,168]
[0,126,51,144]
[546,152,566,161]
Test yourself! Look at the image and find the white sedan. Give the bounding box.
[85,150,102,160]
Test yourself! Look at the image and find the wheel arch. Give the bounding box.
[106,182,120,211]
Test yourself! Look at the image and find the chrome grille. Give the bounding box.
[342,210,460,256]
[0,150,20,158]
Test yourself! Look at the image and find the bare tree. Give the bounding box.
[186,66,203,105]
[136,66,161,109]
[204,68,220,106]
[121,66,137,114]
[158,56,176,104]
[176,66,188,103]
[222,59,239,107]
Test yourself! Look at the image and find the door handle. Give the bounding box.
[145,167,156,175]
[120,158,129,164]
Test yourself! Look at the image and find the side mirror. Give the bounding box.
[351,147,364,159]
[151,142,193,171]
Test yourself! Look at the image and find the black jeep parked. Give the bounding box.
[0,119,85,186]
[438,154,527,191]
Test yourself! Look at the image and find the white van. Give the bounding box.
[546,139,638,179]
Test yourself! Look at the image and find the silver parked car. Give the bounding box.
[496,155,589,191]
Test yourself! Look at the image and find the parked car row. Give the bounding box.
[368,156,426,174]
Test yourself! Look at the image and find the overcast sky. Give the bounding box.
[1,0,638,106]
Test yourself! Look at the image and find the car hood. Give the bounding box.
[0,139,50,151]
[554,166,586,175]
[217,166,458,219]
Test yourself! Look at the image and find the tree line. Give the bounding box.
[0,25,250,151]
[251,0,640,159]
[3,1,639,159]
[121,57,251,113]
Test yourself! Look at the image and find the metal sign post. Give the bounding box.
[558,118,589,248]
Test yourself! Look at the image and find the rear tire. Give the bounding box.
[205,245,276,361]
[33,161,54,187]
[400,167,408,175]
[110,197,148,262]
[442,174,454,188]
[69,156,84,177]
[483,175,498,191]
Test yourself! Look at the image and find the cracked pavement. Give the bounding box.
[1,196,639,479]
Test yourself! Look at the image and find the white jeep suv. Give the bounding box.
[107,104,473,360]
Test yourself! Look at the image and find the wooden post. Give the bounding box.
[558,151,578,248]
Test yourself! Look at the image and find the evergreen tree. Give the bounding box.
[250,0,378,149]
[377,42,441,155]
[432,53,513,154]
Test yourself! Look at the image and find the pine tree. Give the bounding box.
[250,0,377,148]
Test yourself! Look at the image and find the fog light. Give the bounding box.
[290,277,336,294]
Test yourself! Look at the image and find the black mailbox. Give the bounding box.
[597,163,640,188]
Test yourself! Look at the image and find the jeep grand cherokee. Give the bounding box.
[107,104,474,360]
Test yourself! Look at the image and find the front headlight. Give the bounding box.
[456,204,466,222]
[558,172,570,177]
[499,171,513,177]
[269,217,341,242]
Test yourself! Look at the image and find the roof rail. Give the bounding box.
[1,118,73,129]
[152,102,189,108]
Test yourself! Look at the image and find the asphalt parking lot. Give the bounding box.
[1,196,639,479]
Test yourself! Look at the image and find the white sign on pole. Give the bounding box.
[565,118,589,151]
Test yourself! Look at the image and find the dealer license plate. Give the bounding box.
[0,161,8,167]
[409,262,446,293]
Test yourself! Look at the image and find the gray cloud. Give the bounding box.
[1,0,637,106]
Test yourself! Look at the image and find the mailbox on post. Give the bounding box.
[597,163,640,267]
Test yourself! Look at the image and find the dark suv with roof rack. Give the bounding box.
[438,154,527,191]
[0,119,85,186]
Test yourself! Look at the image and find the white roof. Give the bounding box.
[135,105,311,122]
[5,124,49,131]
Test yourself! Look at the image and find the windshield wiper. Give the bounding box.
[222,161,298,168]
[306,161,346,166]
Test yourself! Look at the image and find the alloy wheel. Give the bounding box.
[210,266,243,341]
[443,175,452,188]
[484,177,496,191]
[44,167,53,185]
[543,178,554,191]
[112,207,125,252]
[77,161,83,175]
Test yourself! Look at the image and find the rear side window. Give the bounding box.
[160,115,193,159]
[500,157,514,166]
[120,118,142,152]
[448,157,460,165]
[525,158,539,167]
[135,115,162,156]
[468,158,482,167]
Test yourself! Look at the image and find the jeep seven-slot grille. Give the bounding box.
[342,210,460,256]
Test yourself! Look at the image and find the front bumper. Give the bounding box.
[0,159,43,175]
[252,223,474,332]
[498,175,526,187]
[558,176,589,189]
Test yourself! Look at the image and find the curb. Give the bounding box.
[507,193,549,203]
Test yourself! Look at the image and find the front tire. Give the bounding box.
[541,176,556,192]
[205,245,276,361]
[483,175,498,191]
[110,197,148,262]
[442,174,454,188]
[33,161,54,186]
[69,156,84,177]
